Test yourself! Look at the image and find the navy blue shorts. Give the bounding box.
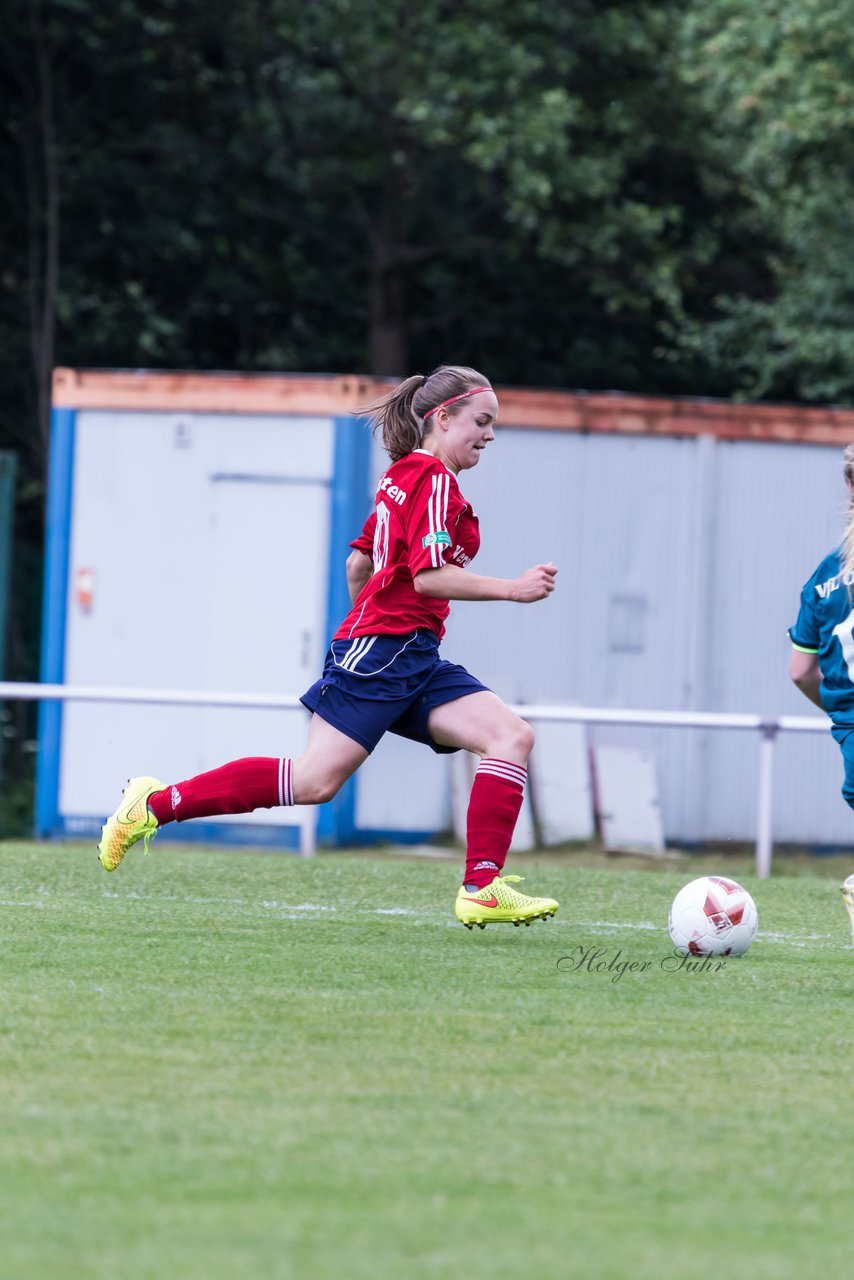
[300,629,490,754]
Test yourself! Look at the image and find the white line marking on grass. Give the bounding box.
[571,919,659,932]
[756,930,837,946]
[261,901,337,912]
[22,885,839,945]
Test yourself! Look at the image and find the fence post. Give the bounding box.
[755,723,778,879]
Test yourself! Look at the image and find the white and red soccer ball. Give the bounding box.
[668,876,758,957]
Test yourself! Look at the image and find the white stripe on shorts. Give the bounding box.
[340,634,377,671]
[331,630,421,678]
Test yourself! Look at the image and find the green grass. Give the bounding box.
[1,840,852,1280]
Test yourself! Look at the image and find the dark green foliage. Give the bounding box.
[0,2,774,432]
[678,1,854,402]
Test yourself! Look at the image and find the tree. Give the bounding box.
[0,0,60,477]
[256,0,713,378]
[3,0,752,419]
[677,0,854,402]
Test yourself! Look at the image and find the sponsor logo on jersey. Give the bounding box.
[815,570,854,598]
[422,530,451,548]
[452,544,472,567]
[377,476,407,505]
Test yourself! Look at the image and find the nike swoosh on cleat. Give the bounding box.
[467,895,498,908]
[117,799,150,825]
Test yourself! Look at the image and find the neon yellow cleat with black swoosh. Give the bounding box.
[98,776,164,871]
[454,874,558,929]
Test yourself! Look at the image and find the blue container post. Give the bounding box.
[35,407,76,836]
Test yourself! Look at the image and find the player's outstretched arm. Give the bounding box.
[414,562,557,603]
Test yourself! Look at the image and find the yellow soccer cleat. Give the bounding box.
[841,873,854,945]
[455,874,559,929]
[98,776,164,871]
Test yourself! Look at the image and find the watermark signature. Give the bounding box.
[557,944,727,983]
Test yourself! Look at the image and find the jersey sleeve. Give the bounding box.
[405,468,466,576]
[789,578,820,652]
[349,511,376,558]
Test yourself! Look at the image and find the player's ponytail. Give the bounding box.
[841,444,854,585]
[357,374,426,463]
[356,365,493,463]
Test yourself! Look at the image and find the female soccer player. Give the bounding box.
[99,365,559,928]
[789,443,854,812]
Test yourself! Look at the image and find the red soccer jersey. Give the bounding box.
[334,450,481,641]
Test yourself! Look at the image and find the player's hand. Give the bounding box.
[510,563,557,603]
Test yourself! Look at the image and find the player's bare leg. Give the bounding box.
[291,713,369,804]
[428,690,534,765]
[428,692,558,928]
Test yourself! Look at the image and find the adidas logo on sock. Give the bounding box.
[171,785,182,812]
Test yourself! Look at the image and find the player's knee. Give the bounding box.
[305,776,342,805]
[488,713,534,762]
[295,768,344,806]
[514,716,536,760]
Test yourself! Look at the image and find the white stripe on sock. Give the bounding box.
[478,764,527,784]
[479,757,527,778]
[476,759,527,791]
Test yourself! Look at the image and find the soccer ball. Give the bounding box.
[668,876,758,957]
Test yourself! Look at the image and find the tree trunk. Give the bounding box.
[369,249,409,377]
[368,142,412,378]
[29,0,59,473]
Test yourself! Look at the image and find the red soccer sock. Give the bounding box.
[148,757,294,825]
[463,759,527,889]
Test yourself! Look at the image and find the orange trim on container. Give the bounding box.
[51,368,382,416]
[52,367,854,443]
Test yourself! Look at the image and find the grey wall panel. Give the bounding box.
[447,430,697,703]
[446,430,704,839]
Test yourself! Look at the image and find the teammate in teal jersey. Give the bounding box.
[789,444,854,808]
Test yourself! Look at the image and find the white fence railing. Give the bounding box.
[0,681,832,876]
[510,704,831,878]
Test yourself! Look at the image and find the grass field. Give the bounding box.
[1,840,852,1280]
